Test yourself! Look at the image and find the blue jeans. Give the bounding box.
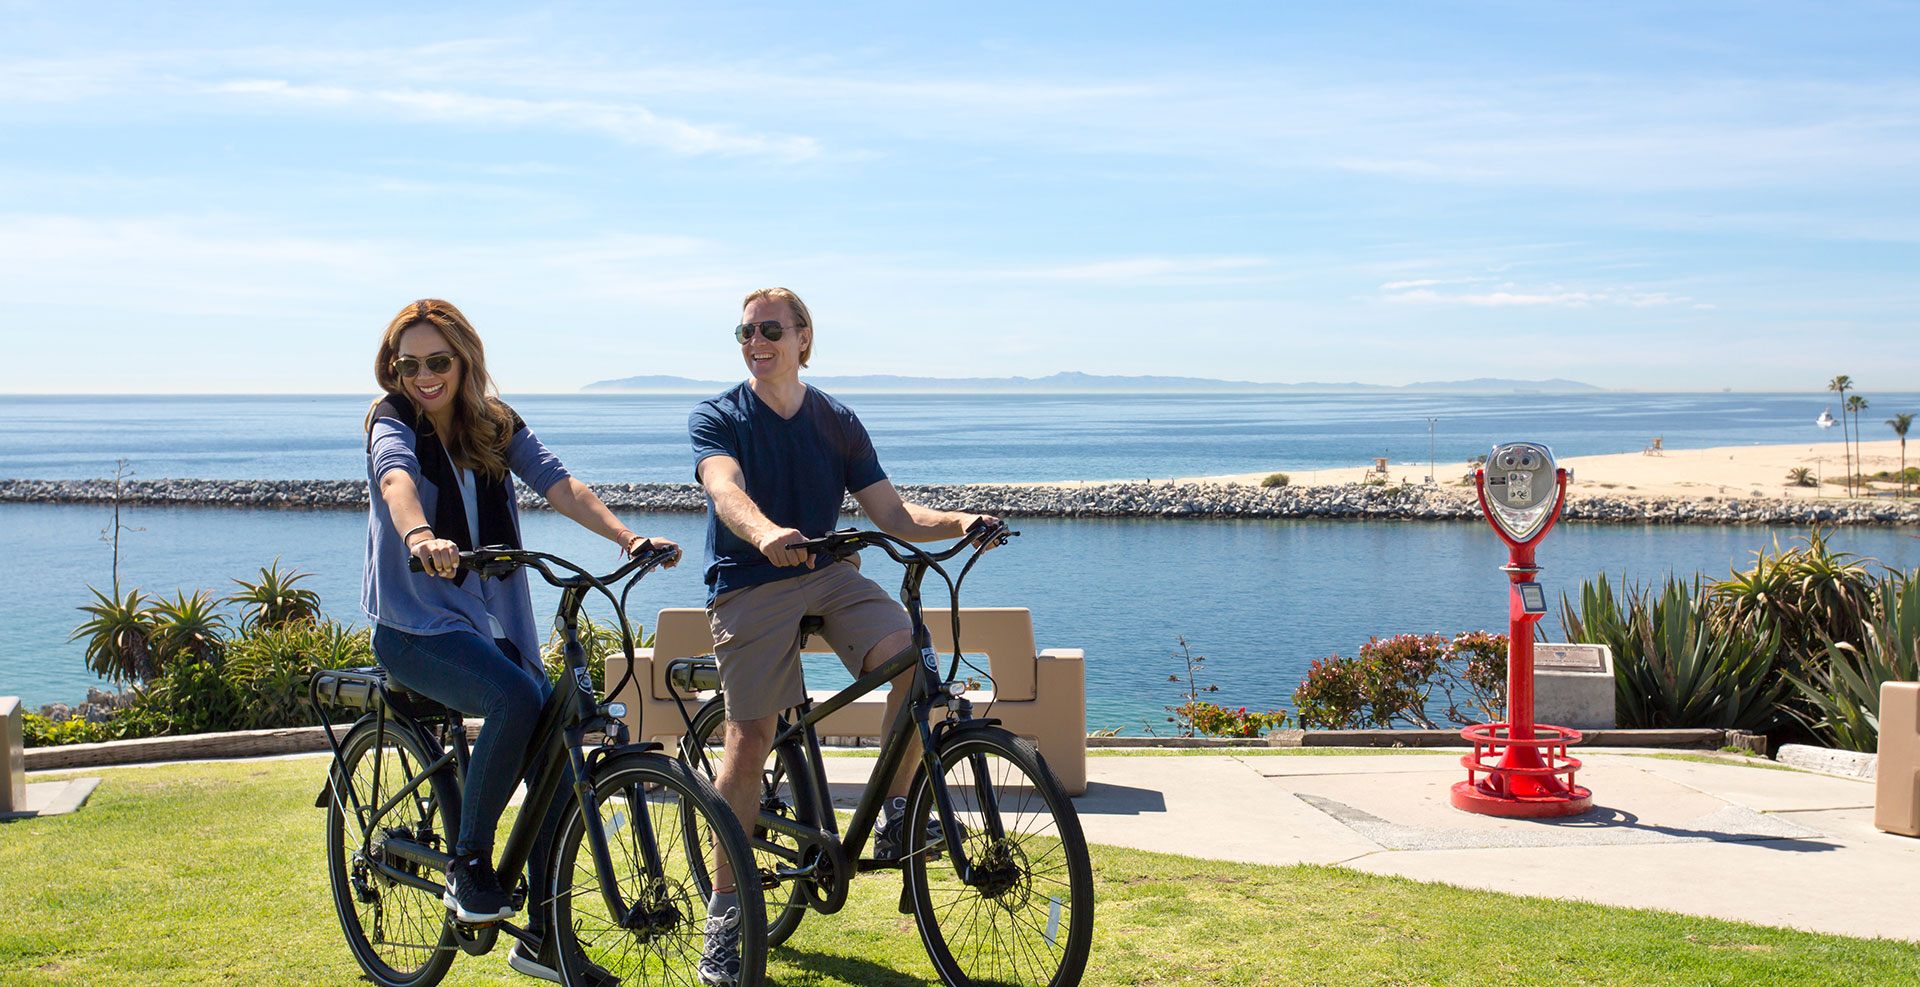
[373,624,567,931]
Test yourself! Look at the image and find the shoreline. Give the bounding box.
[4,439,1916,527]
[5,482,1918,531]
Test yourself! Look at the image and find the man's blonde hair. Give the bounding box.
[741,287,813,367]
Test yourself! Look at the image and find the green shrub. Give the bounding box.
[542,614,639,698]
[1786,572,1920,751]
[1261,473,1290,488]
[224,619,372,730]
[21,712,114,747]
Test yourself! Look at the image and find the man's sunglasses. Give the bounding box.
[734,320,802,343]
[392,353,455,378]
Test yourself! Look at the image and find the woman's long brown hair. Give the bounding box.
[364,299,516,479]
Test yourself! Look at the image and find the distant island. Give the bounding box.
[582,372,1604,394]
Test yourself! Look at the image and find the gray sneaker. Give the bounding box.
[873,796,961,860]
[696,906,742,987]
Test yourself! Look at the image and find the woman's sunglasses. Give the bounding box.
[392,353,455,378]
[734,320,801,343]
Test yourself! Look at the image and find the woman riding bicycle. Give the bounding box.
[360,298,676,985]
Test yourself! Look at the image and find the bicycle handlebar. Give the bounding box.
[789,518,1016,569]
[406,543,682,589]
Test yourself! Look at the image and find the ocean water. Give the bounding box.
[4,391,1912,485]
[6,502,1917,731]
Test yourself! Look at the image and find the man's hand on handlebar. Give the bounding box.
[756,526,816,569]
[408,536,462,579]
[961,513,1006,549]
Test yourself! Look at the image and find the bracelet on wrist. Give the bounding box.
[402,524,433,545]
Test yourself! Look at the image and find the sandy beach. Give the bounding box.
[1171,438,1914,500]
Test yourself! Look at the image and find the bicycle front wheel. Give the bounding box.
[905,728,1094,987]
[323,719,460,987]
[549,751,767,987]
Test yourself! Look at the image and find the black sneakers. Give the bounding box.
[872,796,958,860]
[696,906,743,986]
[443,852,515,923]
[507,937,618,987]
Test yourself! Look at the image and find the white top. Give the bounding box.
[452,450,509,641]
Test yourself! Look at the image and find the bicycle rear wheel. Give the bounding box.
[549,751,767,987]
[324,719,460,987]
[684,696,816,947]
[905,728,1094,987]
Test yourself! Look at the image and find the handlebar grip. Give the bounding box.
[407,556,424,573]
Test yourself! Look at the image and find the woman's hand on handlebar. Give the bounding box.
[408,535,462,579]
[619,531,681,567]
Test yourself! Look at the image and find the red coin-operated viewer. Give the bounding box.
[1454,441,1595,817]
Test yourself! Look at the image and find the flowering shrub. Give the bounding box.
[1439,630,1508,725]
[1293,653,1367,729]
[1172,701,1291,738]
[1294,631,1511,730]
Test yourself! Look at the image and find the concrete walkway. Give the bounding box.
[820,749,1917,942]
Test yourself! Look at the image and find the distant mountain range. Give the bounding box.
[582,371,1603,394]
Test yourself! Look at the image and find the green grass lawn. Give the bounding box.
[3,758,1915,986]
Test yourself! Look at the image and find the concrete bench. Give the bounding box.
[2,697,22,813]
[608,607,1087,795]
[1876,681,1918,837]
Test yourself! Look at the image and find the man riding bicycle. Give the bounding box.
[688,286,996,986]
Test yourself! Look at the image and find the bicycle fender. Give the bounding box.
[931,716,1003,748]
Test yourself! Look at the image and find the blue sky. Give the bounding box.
[1,2,1916,393]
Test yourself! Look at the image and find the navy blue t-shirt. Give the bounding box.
[689,382,887,601]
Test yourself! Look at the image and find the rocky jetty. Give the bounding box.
[5,477,1919,526]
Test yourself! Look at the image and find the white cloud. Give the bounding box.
[1381,282,1700,308]
[206,79,819,160]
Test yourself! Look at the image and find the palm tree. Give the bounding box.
[1848,394,1869,493]
[1890,412,1914,499]
[1828,375,1853,495]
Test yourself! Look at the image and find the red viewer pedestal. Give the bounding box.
[1452,460,1593,818]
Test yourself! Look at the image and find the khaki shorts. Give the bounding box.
[707,560,912,722]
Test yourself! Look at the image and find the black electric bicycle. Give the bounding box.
[309,543,766,987]
[670,523,1094,987]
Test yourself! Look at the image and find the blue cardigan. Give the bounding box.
[361,408,571,665]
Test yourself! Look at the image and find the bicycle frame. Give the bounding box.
[316,546,681,936]
[682,529,1015,892]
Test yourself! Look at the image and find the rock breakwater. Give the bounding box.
[5,477,1918,526]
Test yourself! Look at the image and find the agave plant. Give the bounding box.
[228,559,322,630]
[71,586,160,685]
[1563,574,1788,731]
[1785,467,1815,488]
[1785,571,1920,752]
[1708,528,1877,675]
[150,589,230,667]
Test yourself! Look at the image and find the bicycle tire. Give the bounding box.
[548,751,768,987]
[904,728,1094,987]
[324,718,461,987]
[684,696,816,947]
